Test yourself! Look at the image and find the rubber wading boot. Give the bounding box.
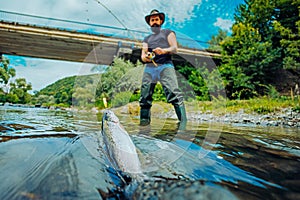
[140,108,151,126]
[174,104,187,130]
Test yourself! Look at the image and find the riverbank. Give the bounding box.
[1,98,300,128]
[186,107,300,127]
[111,100,300,128]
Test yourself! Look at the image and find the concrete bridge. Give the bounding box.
[0,20,220,66]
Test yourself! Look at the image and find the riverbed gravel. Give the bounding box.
[185,108,300,128]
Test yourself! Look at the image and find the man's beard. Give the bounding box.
[151,23,161,34]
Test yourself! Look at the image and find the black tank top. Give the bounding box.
[143,29,175,65]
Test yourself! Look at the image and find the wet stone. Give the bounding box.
[268,121,279,126]
[242,118,251,123]
[132,179,238,200]
[6,123,35,131]
[287,121,294,126]
[0,125,10,132]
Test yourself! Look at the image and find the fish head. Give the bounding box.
[103,110,119,123]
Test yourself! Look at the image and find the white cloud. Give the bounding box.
[1,0,238,91]
[1,0,204,34]
[213,17,233,31]
[158,0,202,24]
[86,0,203,30]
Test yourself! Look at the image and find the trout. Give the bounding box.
[101,110,143,180]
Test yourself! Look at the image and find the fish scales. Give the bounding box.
[102,110,143,178]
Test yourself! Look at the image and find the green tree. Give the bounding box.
[222,22,280,86]
[0,56,16,95]
[0,89,6,102]
[220,0,299,98]
[38,75,77,106]
[6,93,19,103]
[8,78,32,103]
[72,84,95,107]
[177,63,227,101]
[0,56,33,103]
[218,64,255,99]
[208,29,229,52]
[273,0,300,70]
[96,58,138,99]
[35,94,55,106]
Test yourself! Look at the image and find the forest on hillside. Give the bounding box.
[0,0,299,108]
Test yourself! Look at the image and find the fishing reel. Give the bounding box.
[147,52,157,66]
[147,52,155,60]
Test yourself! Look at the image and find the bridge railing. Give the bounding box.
[0,10,208,50]
[0,10,146,40]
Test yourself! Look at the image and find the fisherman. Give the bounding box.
[139,9,187,126]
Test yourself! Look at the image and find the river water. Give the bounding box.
[0,105,299,200]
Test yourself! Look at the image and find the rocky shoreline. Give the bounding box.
[116,103,300,128]
[1,103,299,128]
[186,108,300,128]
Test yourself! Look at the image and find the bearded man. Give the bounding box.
[139,9,187,127]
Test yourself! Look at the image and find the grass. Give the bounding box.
[185,96,300,115]
[111,96,300,117]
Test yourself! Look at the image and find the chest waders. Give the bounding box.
[139,64,187,127]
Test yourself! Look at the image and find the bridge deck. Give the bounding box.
[0,21,220,65]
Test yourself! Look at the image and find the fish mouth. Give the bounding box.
[103,110,119,123]
[101,110,119,137]
[103,111,109,121]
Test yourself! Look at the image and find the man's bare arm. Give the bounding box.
[141,42,152,62]
[153,32,178,55]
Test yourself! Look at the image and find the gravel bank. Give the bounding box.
[116,103,300,128]
[186,108,300,128]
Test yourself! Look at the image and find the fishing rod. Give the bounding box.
[90,1,209,50]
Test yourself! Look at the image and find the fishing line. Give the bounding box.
[92,0,128,31]
[91,0,142,47]
[92,42,98,64]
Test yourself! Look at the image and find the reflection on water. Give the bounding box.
[0,106,299,200]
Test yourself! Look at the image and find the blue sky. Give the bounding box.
[1,0,244,91]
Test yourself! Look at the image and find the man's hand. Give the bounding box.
[142,53,152,62]
[153,47,167,55]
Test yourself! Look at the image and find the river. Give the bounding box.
[0,105,299,200]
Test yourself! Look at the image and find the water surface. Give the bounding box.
[0,106,299,199]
